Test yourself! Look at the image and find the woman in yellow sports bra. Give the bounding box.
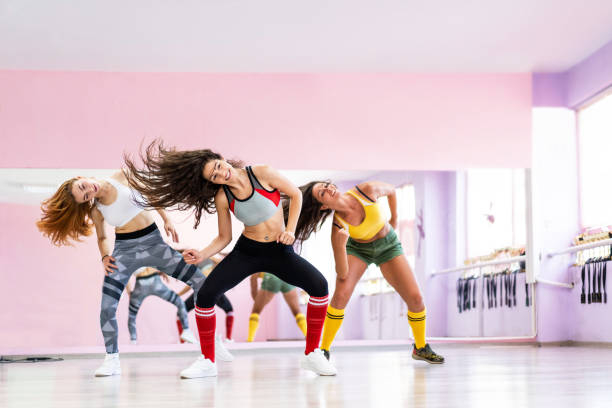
[291,181,444,364]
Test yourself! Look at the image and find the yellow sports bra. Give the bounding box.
[334,187,386,241]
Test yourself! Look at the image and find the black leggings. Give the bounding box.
[184,292,233,314]
[196,235,328,308]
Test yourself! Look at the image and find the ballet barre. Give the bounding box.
[433,256,574,288]
[545,238,612,258]
[432,256,526,276]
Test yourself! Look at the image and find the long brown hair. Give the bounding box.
[123,140,243,228]
[288,180,333,243]
[36,178,95,246]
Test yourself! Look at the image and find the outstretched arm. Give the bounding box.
[92,209,117,276]
[183,190,233,264]
[117,169,180,242]
[176,284,192,297]
[156,209,179,243]
[331,223,350,279]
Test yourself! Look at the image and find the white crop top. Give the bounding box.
[95,178,147,227]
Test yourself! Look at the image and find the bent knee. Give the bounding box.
[195,285,221,308]
[100,305,118,321]
[407,293,425,311]
[308,275,328,298]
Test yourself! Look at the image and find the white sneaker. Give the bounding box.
[94,353,121,377]
[180,328,197,344]
[215,334,234,362]
[224,338,234,343]
[300,349,337,376]
[130,340,138,345]
[180,356,217,379]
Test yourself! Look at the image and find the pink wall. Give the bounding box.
[0,201,277,353]
[0,71,532,170]
[0,71,533,352]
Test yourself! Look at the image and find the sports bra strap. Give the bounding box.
[346,190,372,206]
[333,214,349,230]
[222,185,235,202]
[222,166,260,202]
[354,185,376,202]
[246,166,264,190]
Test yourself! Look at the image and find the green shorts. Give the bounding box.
[261,273,295,293]
[346,229,404,266]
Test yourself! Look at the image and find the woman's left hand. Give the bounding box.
[277,230,295,245]
[164,221,179,243]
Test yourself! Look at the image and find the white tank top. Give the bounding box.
[95,178,146,227]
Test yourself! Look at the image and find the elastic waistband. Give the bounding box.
[115,223,158,241]
[136,273,157,281]
[348,228,397,247]
[234,234,291,256]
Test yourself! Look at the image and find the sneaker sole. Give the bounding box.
[180,371,217,379]
[180,335,197,344]
[94,369,121,377]
[300,360,337,376]
[411,354,444,364]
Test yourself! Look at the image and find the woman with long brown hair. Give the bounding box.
[292,181,444,364]
[36,170,233,377]
[124,141,336,378]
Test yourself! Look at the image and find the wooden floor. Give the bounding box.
[1,343,611,408]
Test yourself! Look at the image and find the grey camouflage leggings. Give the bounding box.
[101,224,206,353]
[127,273,189,341]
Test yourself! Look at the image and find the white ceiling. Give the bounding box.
[2,0,612,72]
[0,168,377,205]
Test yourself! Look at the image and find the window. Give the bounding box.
[466,169,526,258]
[577,93,612,228]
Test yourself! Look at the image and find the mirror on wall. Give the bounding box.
[0,167,529,352]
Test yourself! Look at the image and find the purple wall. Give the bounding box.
[533,38,612,108]
[532,73,566,107]
[566,40,612,107]
[531,37,612,343]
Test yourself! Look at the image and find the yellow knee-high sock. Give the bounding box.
[247,313,259,342]
[320,306,344,351]
[407,309,427,349]
[295,313,307,337]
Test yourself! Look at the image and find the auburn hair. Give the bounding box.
[36,178,95,246]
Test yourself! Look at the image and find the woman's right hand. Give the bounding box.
[102,255,118,275]
[183,249,204,265]
[332,227,350,247]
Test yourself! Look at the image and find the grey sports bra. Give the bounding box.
[222,166,281,226]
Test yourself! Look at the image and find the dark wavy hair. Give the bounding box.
[123,140,243,228]
[286,180,333,243]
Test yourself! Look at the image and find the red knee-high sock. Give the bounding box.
[305,295,329,355]
[225,312,234,340]
[177,319,184,343]
[195,306,216,362]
